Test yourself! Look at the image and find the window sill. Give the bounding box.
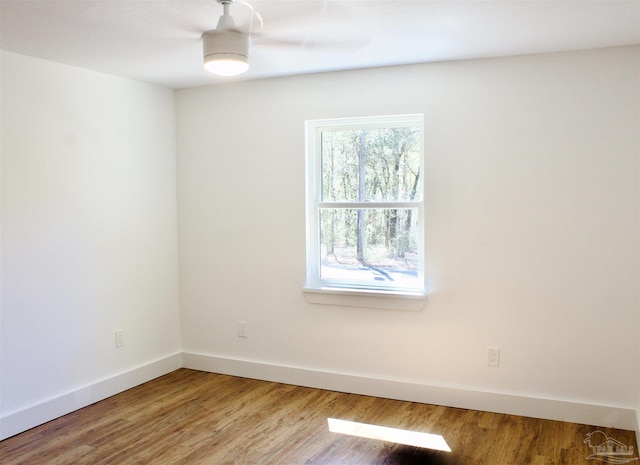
[302,286,427,311]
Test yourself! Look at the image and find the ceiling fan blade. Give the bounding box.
[251,32,369,52]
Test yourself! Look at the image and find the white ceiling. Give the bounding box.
[1,0,639,89]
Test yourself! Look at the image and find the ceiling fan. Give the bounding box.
[201,0,367,78]
[202,0,250,77]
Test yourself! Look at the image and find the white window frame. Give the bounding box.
[304,114,426,302]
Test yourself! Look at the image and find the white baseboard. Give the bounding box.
[3,352,636,442]
[183,352,637,431]
[636,409,640,450]
[0,353,183,441]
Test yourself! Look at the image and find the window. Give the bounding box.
[305,114,425,296]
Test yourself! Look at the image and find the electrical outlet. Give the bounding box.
[488,347,500,367]
[237,321,248,338]
[115,329,124,348]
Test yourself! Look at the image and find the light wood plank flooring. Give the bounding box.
[1,368,636,464]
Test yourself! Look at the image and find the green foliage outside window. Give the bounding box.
[319,127,421,283]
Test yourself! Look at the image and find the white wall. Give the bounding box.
[177,46,640,423]
[1,45,638,438]
[0,52,182,437]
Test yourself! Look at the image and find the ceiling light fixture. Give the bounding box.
[202,0,249,77]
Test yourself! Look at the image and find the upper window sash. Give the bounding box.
[307,114,424,209]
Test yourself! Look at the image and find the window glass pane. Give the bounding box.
[321,128,421,202]
[319,208,420,289]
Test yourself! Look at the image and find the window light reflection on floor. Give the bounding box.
[327,418,452,452]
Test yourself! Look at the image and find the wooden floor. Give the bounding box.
[1,369,636,464]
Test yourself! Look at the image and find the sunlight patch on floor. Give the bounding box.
[327,418,451,452]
